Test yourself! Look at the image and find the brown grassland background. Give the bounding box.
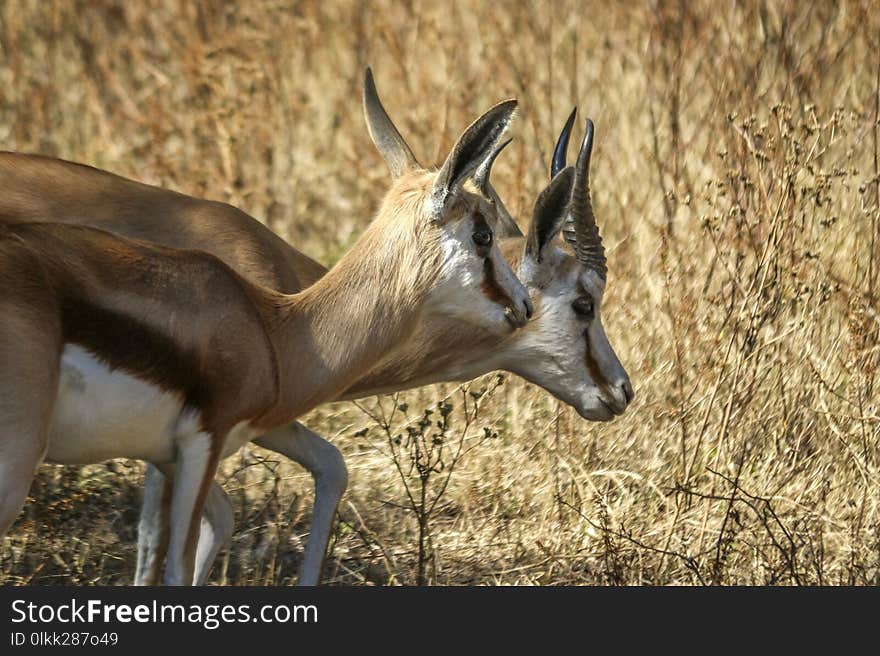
[1,0,879,585]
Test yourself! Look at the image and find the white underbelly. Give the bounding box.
[47,346,258,464]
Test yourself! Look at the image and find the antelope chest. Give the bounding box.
[46,345,258,465]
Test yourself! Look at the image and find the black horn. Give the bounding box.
[551,107,577,178]
[562,118,607,279]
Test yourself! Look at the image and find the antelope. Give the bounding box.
[0,72,632,585]
[0,77,544,585]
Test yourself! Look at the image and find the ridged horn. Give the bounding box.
[562,118,607,279]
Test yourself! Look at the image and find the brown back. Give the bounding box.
[0,152,327,294]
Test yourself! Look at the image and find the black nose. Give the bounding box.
[619,380,634,404]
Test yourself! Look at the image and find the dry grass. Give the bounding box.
[1,0,878,585]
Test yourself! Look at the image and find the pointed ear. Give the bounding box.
[363,67,419,179]
[432,99,518,208]
[524,166,574,264]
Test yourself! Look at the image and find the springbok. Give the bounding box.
[0,73,632,584]
[0,82,547,585]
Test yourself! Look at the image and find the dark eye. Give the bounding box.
[473,229,493,247]
[572,295,594,319]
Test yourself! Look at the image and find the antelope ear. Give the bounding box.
[363,67,419,179]
[432,99,518,209]
[524,166,574,268]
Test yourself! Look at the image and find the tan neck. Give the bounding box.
[257,204,440,425]
[334,237,527,399]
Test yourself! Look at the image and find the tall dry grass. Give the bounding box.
[0,0,877,585]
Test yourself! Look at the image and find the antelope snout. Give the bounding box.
[606,377,634,415]
[505,296,533,329]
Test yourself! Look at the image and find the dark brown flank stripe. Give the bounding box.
[0,224,279,465]
[584,329,613,395]
[60,298,209,411]
[61,297,226,570]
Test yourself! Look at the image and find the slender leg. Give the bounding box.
[255,422,348,586]
[163,432,221,586]
[135,422,346,586]
[135,466,234,586]
[0,317,58,538]
[0,440,46,538]
[192,481,234,585]
[134,464,173,586]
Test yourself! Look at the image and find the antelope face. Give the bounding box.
[507,112,632,421]
[428,192,532,335]
[362,67,531,337]
[512,247,632,421]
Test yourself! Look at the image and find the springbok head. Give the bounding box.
[363,68,532,336]
[353,78,631,421]
[503,109,632,420]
